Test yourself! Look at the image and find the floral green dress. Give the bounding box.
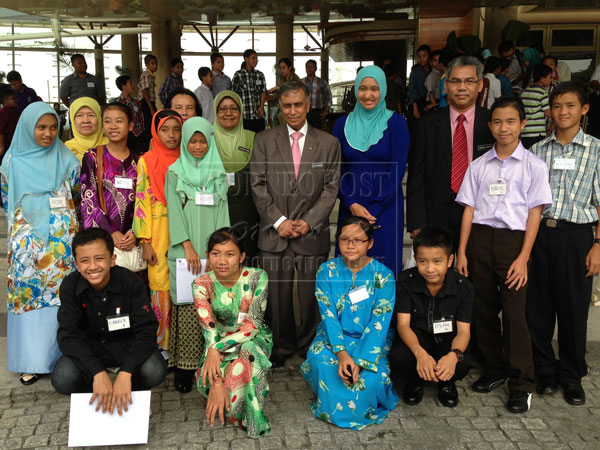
[300,256,398,430]
[192,267,273,438]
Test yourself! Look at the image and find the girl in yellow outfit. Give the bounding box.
[133,109,183,351]
[65,97,108,162]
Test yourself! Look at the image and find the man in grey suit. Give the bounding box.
[250,80,341,367]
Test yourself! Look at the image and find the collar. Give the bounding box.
[546,128,587,147]
[407,267,461,298]
[286,120,308,138]
[74,266,122,296]
[145,69,156,78]
[200,83,211,91]
[488,141,525,162]
[450,104,476,124]
[212,70,225,78]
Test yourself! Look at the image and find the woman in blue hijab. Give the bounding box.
[332,65,410,275]
[0,102,80,385]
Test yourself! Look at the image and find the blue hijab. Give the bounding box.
[0,102,79,244]
[344,65,394,152]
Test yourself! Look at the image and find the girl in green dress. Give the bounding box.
[192,228,273,438]
[165,117,230,392]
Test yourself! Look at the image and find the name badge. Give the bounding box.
[107,314,130,331]
[226,173,236,186]
[349,285,369,304]
[489,182,507,196]
[477,143,493,154]
[114,176,133,190]
[433,319,453,334]
[237,312,247,324]
[312,163,324,169]
[195,192,214,206]
[49,196,67,208]
[553,157,576,171]
[237,146,251,154]
[87,82,95,88]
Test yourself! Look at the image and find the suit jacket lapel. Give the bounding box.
[439,108,453,174]
[276,125,296,181]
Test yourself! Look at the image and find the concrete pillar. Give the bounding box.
[319,7,330,84]
[120,21,141,88]
[151,19,170,107]
[167,19,182,59]
[275,15,294,82]
[93,43,106,104]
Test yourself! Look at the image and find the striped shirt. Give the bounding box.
[232,68,266,120]
[531,129,600,223]
[521,86,549,138]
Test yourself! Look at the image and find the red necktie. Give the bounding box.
[450,114,468,193]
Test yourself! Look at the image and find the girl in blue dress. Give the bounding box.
[301,216,398,430]
[333,65,410,275]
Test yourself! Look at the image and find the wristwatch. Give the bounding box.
[594,238,600,245]
[451,349,464,362]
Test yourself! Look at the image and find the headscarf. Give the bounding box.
[344,65,394,152]
[521,48,542,68]
[0,102,79,244]
[169,117,228,203]
[65,97,108,162]
[143,109,183,206]
[213,90,256,172]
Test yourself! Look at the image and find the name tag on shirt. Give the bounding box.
[114,177,133,190]
[49,196,67,208]
[237,146,251,154]
[226,173,235,186]
[312,163,324,169]
[107,314,130,331]
[87,82,95,88]
[433,319,453,334]
[195,192,214,206]
[553,158,576,171]
[489,182,507,196]
[237,312,247,324]
[349,285,369,304]
[477,143,493,153]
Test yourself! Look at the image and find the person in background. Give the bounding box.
[210,52,232,97]
[521,64,552,150]
[542,55,560,85]
[60,54,105,107]
[0,102,80,385]
[165,87,202,124]
[498,41,524,94]
[159,57,184,106]
[7,70,41,113]
[482,57,502,109]
[407,44,431,123]
[267,57,302,127]
[137,54,158,152]
[65,97,109,163]
[232,49,267,133]
[497,59,514,96]
[115,75,146,155]
[53,102,68,141]
[194,67,215,124]
[302,59,332,130]
[424,50,441,112]
[0,90,20,159]
[520,48,543,90]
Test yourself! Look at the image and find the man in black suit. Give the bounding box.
[407,55,495,251]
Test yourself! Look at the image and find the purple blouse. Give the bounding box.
[81,146,139,233]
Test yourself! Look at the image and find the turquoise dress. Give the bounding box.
[300,257,398,430]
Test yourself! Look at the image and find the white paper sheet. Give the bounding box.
[68,390,151,447]
[176,258,206,303]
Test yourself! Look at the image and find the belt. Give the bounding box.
[541,218,595,229]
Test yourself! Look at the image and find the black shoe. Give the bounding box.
[174,369,193,393]
[536,375,559,395]
[506,390,532,413]
[438,382,459,408]
[472,373,509,393]
[402,384,423,405]
[562,383,586,405]
[269,355,287,368]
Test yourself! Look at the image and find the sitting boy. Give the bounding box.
[51,227,167,415]
[389,227,473,407]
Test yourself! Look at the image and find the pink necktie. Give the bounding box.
[291,131,303,178]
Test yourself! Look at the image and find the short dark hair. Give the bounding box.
[430,49,442,59]
[550,81,588,107]
[1,90,16,104]
[413,227,452,256]
[198,67,212,81]
[498,40,515,54]
[164,86,202,117]
[170,57,183,68]
[278,80,309,102]
[532,63,552,82]
[102,101,132,123]
[243,49,257,59]
[207,227,244,254]
[71,53,85,64]
[490,95,526,122]
[210,52,223,64]
[144,54,157,65]
[416,44,431,55]
[6,70,21,82]
[542,55,558,66]
[439,47,455,68]
[72,227,114,259]
[115,75,131,91]
[306,59,317,67]
[500,58,510,71]
[336,216,374,241]
[278,57,293,69]
[484,56,502,74]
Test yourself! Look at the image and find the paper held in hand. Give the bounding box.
[176,258,207,303]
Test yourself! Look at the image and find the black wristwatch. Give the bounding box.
[594,238,600,245]
[451,349,464,362]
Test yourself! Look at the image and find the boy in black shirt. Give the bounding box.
[51,228,167,415]
[389,227,473,407]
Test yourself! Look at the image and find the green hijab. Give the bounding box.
[168,117,228,203]
[213,90,256,172]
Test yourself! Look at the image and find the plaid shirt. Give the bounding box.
[158,72,183,105]
[532,129,600,223]
[137,70,156,103]
[232,68,266,120]
[301,76,332,110]
[115,94,144,137]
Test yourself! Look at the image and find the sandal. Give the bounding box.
[19,373,39,385]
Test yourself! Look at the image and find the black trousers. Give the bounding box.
[389,328,470,388]
[468,224,536,392]
[138,99,155,154]
[526,223,594,384]
[243,118,266,133]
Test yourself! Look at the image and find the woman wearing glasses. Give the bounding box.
[301,216,398,429]
[333,65,409,275]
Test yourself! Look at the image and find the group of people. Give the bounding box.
[1,43,599,440]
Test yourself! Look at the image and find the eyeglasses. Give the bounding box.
[447,78,481,86]
[338,237,369,246]
[217,106,240,113]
